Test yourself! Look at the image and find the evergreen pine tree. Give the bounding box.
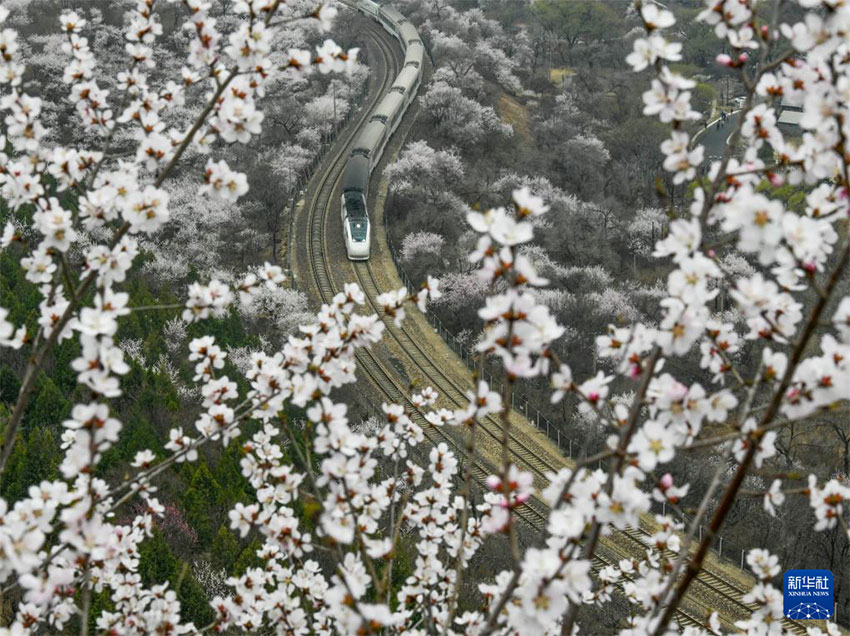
[138,529,215,627]
[138,529,178,586]
[0,366,20,406]
[210,525,240,571]
[23,375,70,433]
[213,443,248,505]
[233,537,263,576]
[181,461,225,546]
[52,339,81,394]
[21,426,60,488]
[176,570,216,627]
[0,433,26,502]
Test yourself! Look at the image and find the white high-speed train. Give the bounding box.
[340,1,423,260]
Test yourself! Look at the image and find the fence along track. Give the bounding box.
[363,56,817,636]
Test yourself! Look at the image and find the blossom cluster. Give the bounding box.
[0,0,372,633]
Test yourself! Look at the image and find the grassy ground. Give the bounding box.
[496,93,532,143]
[550,66,575,87]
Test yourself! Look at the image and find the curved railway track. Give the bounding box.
[293,12,805,635]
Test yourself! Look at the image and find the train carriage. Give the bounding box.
[398,23,420,49]
[351,120,389,171]
[379,6,405,40]
[357,0,380,18]
[392,66,421,107]
[371,92,405,136]
[342,153,369,195]
[404,42,424,69]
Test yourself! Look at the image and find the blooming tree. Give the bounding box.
[385,139,465,208]
[399,230,446,262]
[627,207,668,258]
[0,1,849,636]
[420,79,513,147]
[558,133,611,198]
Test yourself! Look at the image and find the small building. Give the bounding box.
[777,96,803,136]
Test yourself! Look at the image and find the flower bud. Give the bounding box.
[485,474,501,491]
[768,172,784,187]
[716,53,733,67]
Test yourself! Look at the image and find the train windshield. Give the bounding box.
[349,218,368,242]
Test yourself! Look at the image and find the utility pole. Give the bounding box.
[332,80,337,126]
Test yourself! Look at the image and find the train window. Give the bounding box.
[349,219,368,242]
[345,192,366,215]
[352,148,370,158]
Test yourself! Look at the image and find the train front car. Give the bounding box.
[341,155,371,260]
[342,192,370,260]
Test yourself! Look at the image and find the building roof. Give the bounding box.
[780,95,803,111]
[778,109,803,126]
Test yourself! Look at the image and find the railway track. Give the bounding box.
[292,11,800,635]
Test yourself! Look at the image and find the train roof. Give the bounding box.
[392,66,420,94]
[342,154,370,193]
[404,42,424,67]
[352,120,387,155]
[399,23,420,45]
[358,0,380,13]
[380,6,405,26]
[372,91,405,122]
